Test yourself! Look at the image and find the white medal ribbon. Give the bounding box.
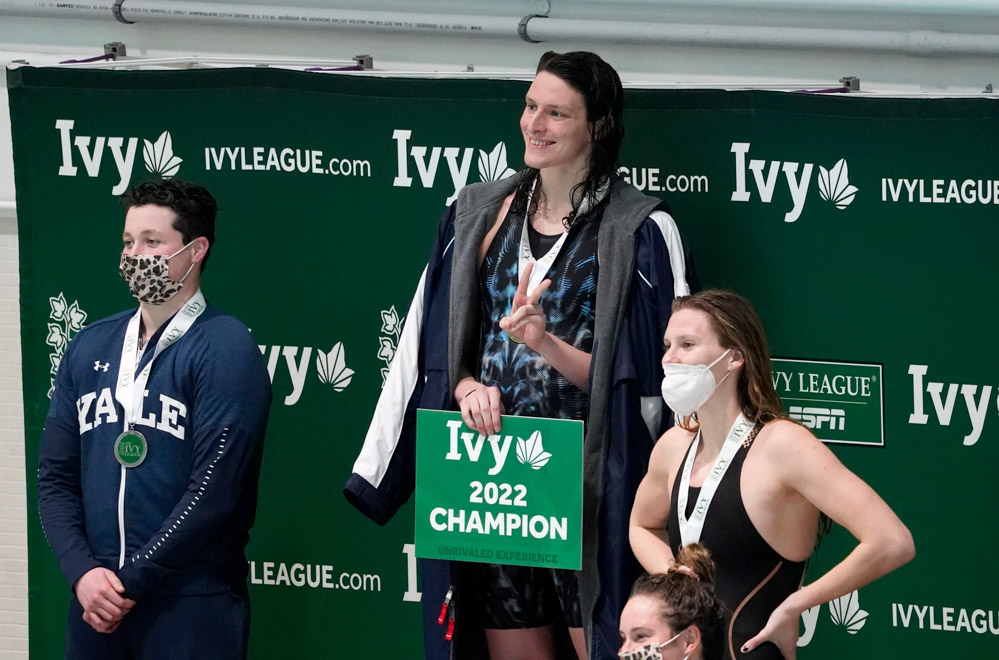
[676,412,753,546]
[114,289,207,431]
[516,177,609,292]
[113,289,206,568]
[518,199,569,294]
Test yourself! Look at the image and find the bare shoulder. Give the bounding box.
[649,425,696,475]
[758,418,819,447]
[480,191,518,262]
[496,191,516,222]
[754,418,842,474]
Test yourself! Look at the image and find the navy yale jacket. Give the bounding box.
[39,304,271,600]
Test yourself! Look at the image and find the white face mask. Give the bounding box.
[618,629,689,660]
[661,348,733,417]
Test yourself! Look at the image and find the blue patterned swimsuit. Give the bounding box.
[478,209,600,421]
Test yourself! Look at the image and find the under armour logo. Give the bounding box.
[93,361,109,372]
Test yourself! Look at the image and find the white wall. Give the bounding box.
[0,211,25,657]
[2,0,997,654]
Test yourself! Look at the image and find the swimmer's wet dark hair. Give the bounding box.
[512,51,625,228]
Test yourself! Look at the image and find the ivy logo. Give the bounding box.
[818,159,858,209]
[143,131,183,178]
[392,130,517,204]
[56,120,182,195]
[258,341,354,405]
[731,142,859,222]
[315,342,354,392]
[515,430,552,470]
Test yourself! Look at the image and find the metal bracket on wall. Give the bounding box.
[104,42,127,59]
[112,0,134,25]
[840,76,860,91]
[519,15,546,44]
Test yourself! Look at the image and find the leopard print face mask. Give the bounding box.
[119,240,197,305]
[618,629,688,660]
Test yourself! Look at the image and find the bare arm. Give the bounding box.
[629,429,686,573]
[532,332,592,392]
[743,424,915,658]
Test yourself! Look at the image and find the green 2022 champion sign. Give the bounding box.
[415,410,582,570]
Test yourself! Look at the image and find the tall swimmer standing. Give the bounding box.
[347,51,695,660]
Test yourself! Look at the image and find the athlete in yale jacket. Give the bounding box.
[38,178,271,659]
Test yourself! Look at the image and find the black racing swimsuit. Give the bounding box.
[477,209,600,421]
[667,434,806,660]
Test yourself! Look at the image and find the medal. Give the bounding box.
[114,428,148,468]
[112,289,206,568]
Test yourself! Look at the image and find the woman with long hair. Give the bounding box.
[630,290,914,659]
[449,50,693,660]
[347,50,695,660]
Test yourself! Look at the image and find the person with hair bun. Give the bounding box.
[630,290,914,659]
[619,543,725,660]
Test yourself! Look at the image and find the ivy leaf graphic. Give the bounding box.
[45,323,67,351]
[49,293,68,322]
[67,300,87,332]
[143,131,183,178]
[818,159,858,209]
[377,337,396,364]
[477,142,516,183]
[515,430,552,470]
[315,342,354,391]
[49,353,61,375]
[829,590,868,634]
[380,306,400,335]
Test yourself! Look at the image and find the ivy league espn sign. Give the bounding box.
[772,358,884,446]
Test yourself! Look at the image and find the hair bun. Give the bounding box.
[674,542,716,586]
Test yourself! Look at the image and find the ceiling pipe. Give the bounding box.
[2,1,999,58]
[0,1,520,37]
[577,0,999,19]
[519,17,999,57]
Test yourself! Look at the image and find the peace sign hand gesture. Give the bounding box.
[499,261,552,351]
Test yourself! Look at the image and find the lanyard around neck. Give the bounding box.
[516,177,611,292]
[114,289,207,430]
[518,180,569,293]
[676,413,753,546]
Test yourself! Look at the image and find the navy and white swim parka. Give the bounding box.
[345,177,697,660]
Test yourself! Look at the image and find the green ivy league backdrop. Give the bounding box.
[9,65,998,658]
